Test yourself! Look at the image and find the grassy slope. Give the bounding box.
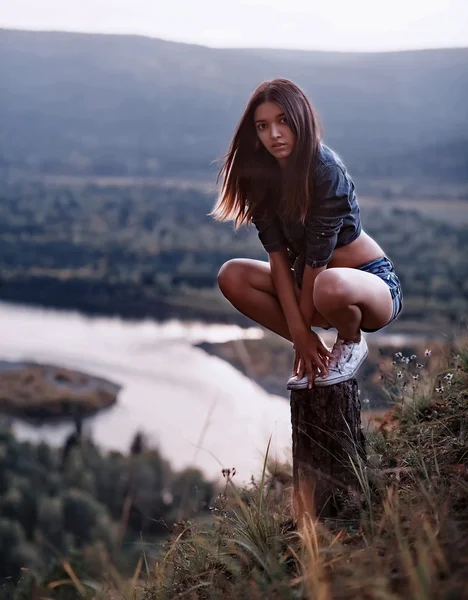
[16,340,468,598]
[138,343,468,599]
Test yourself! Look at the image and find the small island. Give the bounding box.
[0,360,120,420]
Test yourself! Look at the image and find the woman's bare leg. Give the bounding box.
[217,258,331,342]
[313,268,394,342]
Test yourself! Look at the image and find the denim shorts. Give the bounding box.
[292,253,403,333]
[356,256,403,333]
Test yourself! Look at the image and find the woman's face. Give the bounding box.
[254,101,296,167]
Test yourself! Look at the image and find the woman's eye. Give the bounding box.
[280,117,287,124]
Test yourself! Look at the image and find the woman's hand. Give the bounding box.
[292,330,333,389]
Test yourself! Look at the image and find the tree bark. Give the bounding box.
[290,379,365,521]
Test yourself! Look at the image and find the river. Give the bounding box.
[0,301,293,483]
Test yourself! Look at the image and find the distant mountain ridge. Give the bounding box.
[1,28,467,184]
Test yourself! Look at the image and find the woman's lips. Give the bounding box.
[272,143,287,149]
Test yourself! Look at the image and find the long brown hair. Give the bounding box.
[211,78,322,227]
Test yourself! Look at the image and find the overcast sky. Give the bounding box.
[1,0,467,52]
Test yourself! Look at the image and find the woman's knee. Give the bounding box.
[217,259,248,297]
[313,269,351,311]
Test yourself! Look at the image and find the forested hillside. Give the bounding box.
[1,29,467,189]
[0,178,466,334]
[0,28,466,332]
[0,422,213,579]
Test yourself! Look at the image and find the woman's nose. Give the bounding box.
[270,124,281,139]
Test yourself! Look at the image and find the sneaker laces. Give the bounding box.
[328,339,357,374]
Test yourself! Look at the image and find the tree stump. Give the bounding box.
[290,379,365,521]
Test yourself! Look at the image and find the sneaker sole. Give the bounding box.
[286,379,309,391]
[313,347,368,388]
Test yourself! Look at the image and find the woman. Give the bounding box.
[211,78,403,390]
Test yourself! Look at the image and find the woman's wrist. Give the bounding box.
[299,298,316,327]
[290,321,314,345]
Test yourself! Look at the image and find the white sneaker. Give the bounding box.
[314,336,368,387]
[286,334,330,391]
[286,373,310,390]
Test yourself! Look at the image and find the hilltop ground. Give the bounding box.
[9,339,468,599]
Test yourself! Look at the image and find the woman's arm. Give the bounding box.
[269,249,309,339]
[299,162,353,324]
[298,263,327,327]
[270,249,331,385]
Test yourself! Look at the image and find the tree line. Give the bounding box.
[0,179,466,334]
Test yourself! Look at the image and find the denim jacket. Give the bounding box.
[252,143,361,270]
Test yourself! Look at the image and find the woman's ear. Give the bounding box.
[255,139,260,151]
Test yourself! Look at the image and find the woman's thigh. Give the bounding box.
[313,267,394,331]
[218,258,331,328]
[218,258,276,295]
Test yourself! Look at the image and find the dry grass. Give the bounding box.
[15,341,468,599]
